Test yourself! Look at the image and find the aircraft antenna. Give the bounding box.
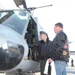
[28,4,52,11]
[0,3,5,10]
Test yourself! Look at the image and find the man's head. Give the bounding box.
[40,31,47,41]
[54,22,63,34]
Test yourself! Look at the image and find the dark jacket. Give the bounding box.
[50,30,70,62]
[38,38,52,60]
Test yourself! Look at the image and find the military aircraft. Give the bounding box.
[0,0,52,75]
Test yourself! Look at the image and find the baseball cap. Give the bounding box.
[40,31,47,35]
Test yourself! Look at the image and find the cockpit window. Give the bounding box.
[0,10,29,34]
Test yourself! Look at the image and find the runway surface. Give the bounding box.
[0,67,75,75]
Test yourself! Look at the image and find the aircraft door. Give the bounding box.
[25,18,39,61]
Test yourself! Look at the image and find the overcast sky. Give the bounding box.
[26,0,75,41]
[26,0,75,51]
[0,0,75,51]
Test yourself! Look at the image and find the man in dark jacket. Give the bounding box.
[50,22,69,75]
[38,31,52,75]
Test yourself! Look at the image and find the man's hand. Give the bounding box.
[63,51,67,55]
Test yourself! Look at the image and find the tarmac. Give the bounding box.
[66,67,75,75]
[0,67,75,75]
[34,67,75,75]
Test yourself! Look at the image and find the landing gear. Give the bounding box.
[5,69,23,75]
[5,72,36,75]
[17,69,34,75]
[17,69,23,75]
[24,71,38,75]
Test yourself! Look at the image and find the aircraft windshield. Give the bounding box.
[0,10,29,34]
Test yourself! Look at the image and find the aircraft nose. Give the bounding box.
[0,42,24,70]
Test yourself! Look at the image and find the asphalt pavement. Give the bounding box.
[0,67,75,75]
[67,67,75,75]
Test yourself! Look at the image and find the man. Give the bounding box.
[38,31,52,75]
[50,22,69,75]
